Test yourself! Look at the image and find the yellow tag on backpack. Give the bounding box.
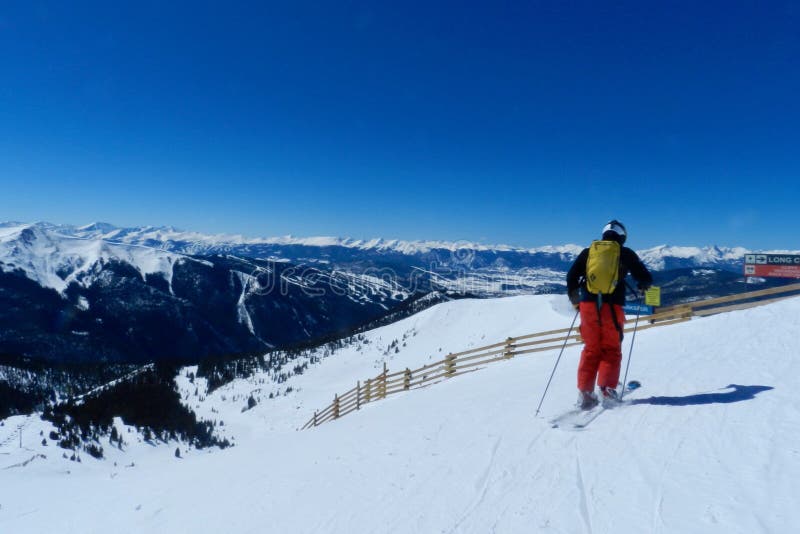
[586,240,621,295]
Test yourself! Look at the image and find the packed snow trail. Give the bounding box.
[0,295,797,533]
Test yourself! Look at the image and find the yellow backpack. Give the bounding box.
[586,240,621,295]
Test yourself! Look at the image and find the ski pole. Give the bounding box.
[619,284,644,401]
[535,308,580,416]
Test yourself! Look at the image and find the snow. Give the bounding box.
[232,270,257,335]
[419,266,568,295]
[1,294,799,533]
[62,221,800,262]
[637,245,751,270]
[0,223,191,294]
[7,222,800,273]
[68,223,584,255]
[76,296,90,310]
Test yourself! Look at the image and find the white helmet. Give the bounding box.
[602,220,627,245]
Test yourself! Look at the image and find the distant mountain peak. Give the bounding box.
[76,222,119,233]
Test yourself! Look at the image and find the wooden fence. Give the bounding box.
[301,282,800,430]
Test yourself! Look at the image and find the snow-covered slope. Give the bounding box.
[1,294,798,533]
[0,223,189,293]
[179,294,579,437]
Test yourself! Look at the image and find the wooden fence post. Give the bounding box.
[445,353,456,377]
[404,368,411,390]
[504,337,515,359]
[365,378,372,402]
[313,410,318,427]
[357,381,361,409]
[333,394,340,419]
[380,362,388,399]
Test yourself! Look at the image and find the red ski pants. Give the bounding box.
[577,302,625,391]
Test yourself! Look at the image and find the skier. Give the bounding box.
[566,220,652,409]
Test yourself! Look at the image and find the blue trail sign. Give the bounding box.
[624,303,654,315]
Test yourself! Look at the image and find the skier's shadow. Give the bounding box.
[629,384,773,407]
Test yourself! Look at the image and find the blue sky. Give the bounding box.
[1,1,798,249]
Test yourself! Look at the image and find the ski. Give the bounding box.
[549,404,602,429]
[549,380,641,430]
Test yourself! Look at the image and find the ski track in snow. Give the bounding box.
[449,434,503,533]
[574,448,594,534]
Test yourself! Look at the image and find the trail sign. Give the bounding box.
[624,303,653,315]
[744,254,800,279]
[644,286,661,307]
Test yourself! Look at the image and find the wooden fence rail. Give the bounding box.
[301,282,800,430]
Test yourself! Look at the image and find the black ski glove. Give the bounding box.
[568,288,580,308]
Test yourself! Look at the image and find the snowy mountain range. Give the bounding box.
[0,223,412,364]
[0,221,794,365]
[30,220,755,268]
[2,220,773,295]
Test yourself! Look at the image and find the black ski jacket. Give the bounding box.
[566,246,653,306]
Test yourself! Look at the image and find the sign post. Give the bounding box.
[744,254,800,279]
